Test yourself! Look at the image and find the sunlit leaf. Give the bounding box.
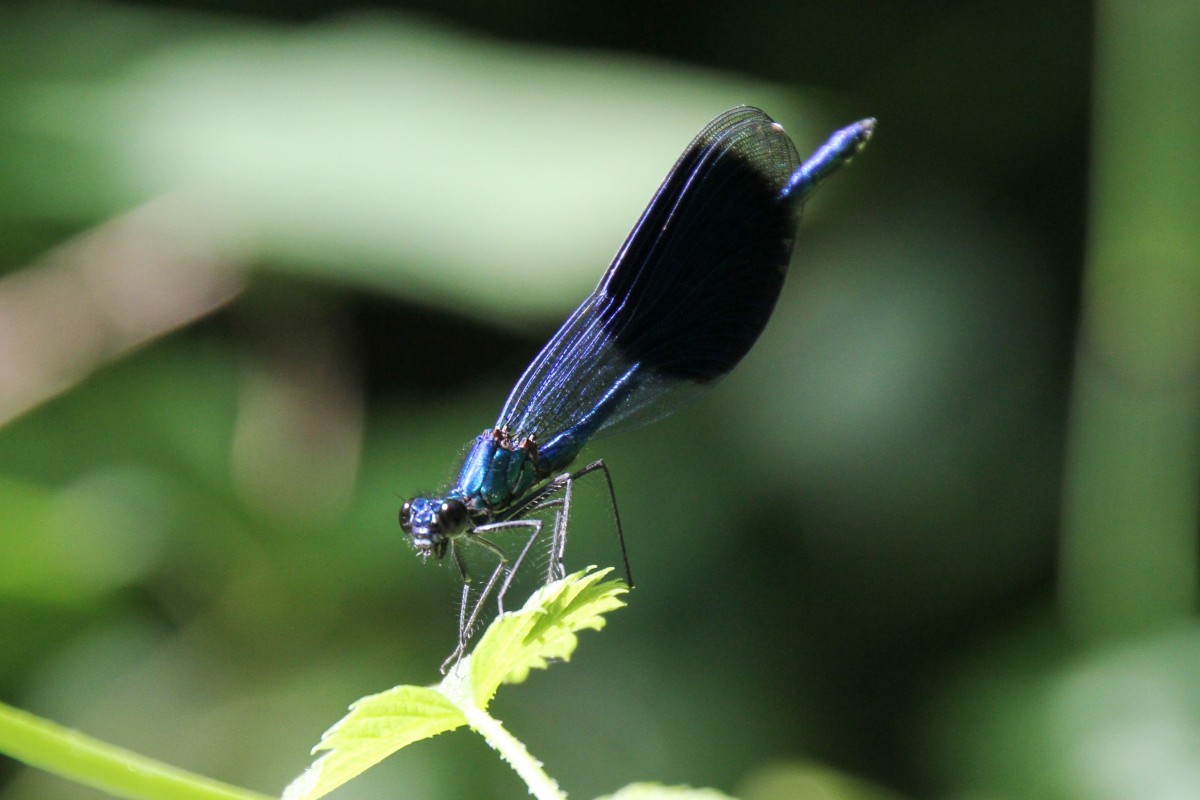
[282,686,464,800]
[284,569,627,800]
[468,567,628,707]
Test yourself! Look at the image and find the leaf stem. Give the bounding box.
[0,699,273,800]
[458,701,565,800]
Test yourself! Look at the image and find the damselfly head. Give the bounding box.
[399,496,469,555]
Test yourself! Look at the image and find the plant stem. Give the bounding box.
[0,699,273,800]
[459,702,565,800]
[1060,0,1200,640]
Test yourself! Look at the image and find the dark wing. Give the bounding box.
[497,106,802,443]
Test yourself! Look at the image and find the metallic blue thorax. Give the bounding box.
[451,426,588,517]
[450,361,642,518]
[453,429,540,514]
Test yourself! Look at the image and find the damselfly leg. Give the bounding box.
[440,459,632,672]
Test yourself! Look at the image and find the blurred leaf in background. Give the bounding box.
[2,1,1197,800]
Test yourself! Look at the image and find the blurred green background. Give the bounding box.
[2,1,1199,799]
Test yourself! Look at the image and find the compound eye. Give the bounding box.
[437,499,467,532]
[399,500,414,531]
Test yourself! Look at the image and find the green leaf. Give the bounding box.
[284,568,628,800]
[597,784,738,800]
[467,566,628,707]
[282,686,465,800]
